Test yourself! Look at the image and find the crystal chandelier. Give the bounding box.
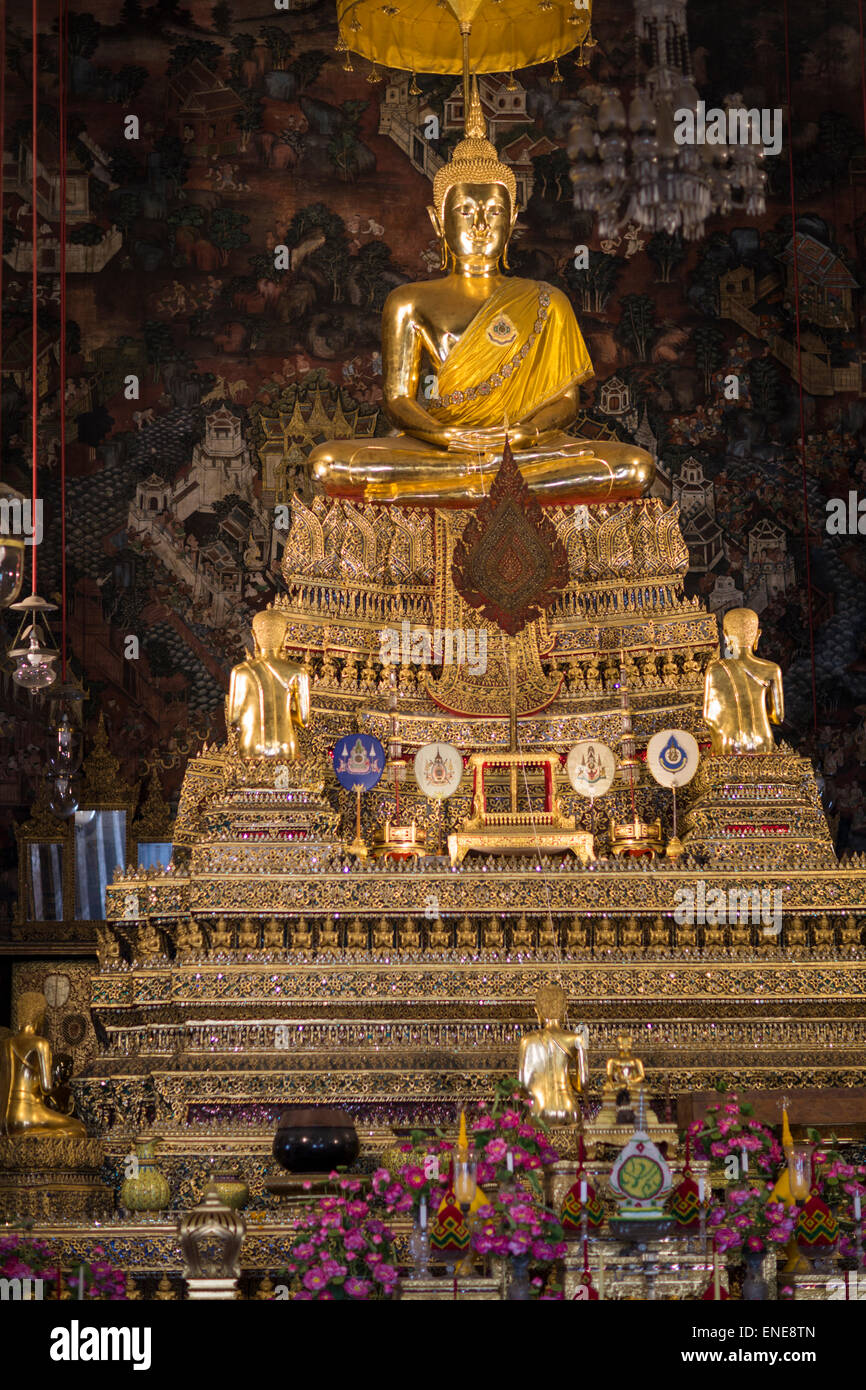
[568,0,767,240]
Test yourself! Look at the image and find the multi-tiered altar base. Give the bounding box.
[69,499,866,1206]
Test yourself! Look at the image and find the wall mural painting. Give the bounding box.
[2,0,866,903]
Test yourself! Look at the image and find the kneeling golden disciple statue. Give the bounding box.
[1,992,86,1137]
[703,607,784,755]
[310,82,653,508]
[226,608,310,759]
[518,984,589,1125]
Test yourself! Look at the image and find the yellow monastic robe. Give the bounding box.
[427,279,593,431]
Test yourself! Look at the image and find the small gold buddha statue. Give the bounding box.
[290,917,313,951]
[703,608,784,755]
[263,916,284,951]
[317,646,338,687]
[682,647,702,683]
[137,922,163,960]
[565,915,589,950]
[346,917,368,950]
[537,916,560,951]
[340,657,358,691]
[595,915,617,949]
[483,915,505,950]
[455,915,477,950]
[210,917,232,952]
[566,658,585,693]
[309,81,653,509]
[518,984,589,1126]
[812,914,835,950]
[372,915,393,951]
[399,917,422,951]
[676,917,698,949]
[176,919,204,959]
[237,917,259,951]
[318,917,340,951]
[96,924,121,968]
[225,608,310,760]
[603,1034,646,1105]
[1,992,87,1136]
[648,915,669,949]
[621,915,643,949]
[662,652,679,688]
[428,916,451,950]
[359,655,377,692]
[511,913,535,950]
[788,915,807,950]
[584,659,601,693]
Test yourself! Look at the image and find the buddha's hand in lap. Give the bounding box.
[446,426,538,455]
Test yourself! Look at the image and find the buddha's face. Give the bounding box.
[439,182,514,268]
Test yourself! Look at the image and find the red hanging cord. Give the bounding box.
[30,0,38,596]
[58,0,66,676]
[859,0,866,158]
[0,0,6,465]
[782,0,817,736]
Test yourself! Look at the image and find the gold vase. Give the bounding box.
[120,1137,170,1214]
[209,1171,249,1210]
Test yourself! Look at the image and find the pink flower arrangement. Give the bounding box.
[707,1185,797,1254]
[0,1237,127,1300]
[689,1091,783,1176]
[282,1174,399,1301]
[471,1188,566,1296]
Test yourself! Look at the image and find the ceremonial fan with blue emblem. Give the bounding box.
[646,729,700,859]
[333,734,386,859]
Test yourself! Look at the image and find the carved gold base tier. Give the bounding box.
[682,752,837,867]
[0,1135,112,1221]
[280,495,715,730]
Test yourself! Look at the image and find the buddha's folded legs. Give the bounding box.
[309,432,654,507]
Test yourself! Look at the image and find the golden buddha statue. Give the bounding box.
[518,984,589,1126]
[318,916,340,951]
[309,81,653,509]
[482,915,505,950]
[210,917,232,952]
[263,916,284,951]
[176,918,204,959]
[399,918,422,952]
[703,607,784,755]
[226,608,310,760]
[455,915,477,950]
[237,917,259,951]
[428,916,451,950]
[372,915,392,951]
[603,1034,646,1101]
[290,917,313,951]
[1,993,86,1137]
[511,913,534,950]
[346,917,368,950]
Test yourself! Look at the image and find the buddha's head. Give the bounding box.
[430,78,517,271]
[535,982,567,1027]
[722,606,760,658]
[251,607,289,656]
[616,1033,633,1057]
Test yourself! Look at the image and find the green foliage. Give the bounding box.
[258,24,293,69]
[615,293,659,362]
[166,40,223,76]
[67,12,103,59]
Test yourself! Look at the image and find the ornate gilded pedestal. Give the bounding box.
[0,1135,111,1220]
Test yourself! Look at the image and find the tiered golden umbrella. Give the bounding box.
[337,0,593,97]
